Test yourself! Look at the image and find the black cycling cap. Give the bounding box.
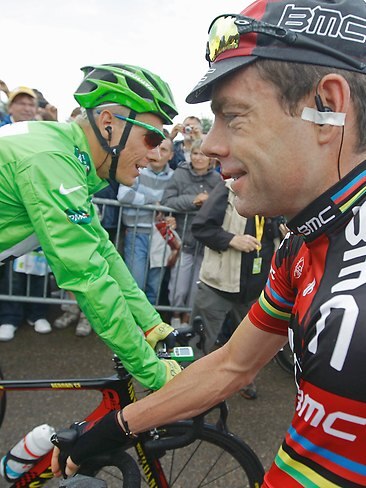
[186,0,366,104]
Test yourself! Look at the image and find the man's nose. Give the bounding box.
[201,123,228,160]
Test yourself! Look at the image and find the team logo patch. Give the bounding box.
[65,208,91,225]
[74,146,91,173]
[294,257,304,279]
[303,278,316,296]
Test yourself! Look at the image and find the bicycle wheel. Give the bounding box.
[80,449,141,488]
[138,421,264,487]
[0,366,6,429]
[274,344,294,375]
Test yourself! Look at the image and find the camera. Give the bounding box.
[183,126,192,134]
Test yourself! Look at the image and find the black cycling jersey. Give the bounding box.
[250,160,366,487]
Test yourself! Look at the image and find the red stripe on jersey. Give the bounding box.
[286,380,366,485]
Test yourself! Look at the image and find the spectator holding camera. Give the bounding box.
[168,115,203,169]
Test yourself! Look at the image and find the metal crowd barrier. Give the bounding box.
[0,199,202,316]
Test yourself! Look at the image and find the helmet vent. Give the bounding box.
[144,72,164,96]
[75,80,98,95]
[92,69,118,84]
[159,101,177,119]
[125,78,153,101]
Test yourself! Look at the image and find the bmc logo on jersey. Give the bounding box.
[297,205,335,236]
[278,5,366,44]
[296,389,366,442]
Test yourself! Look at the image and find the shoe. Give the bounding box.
[0,324,17,341]
[75,314,92,337]
[54,310,79,329]
[27,318,52,334]
[170,317,181,329]
[240,382,257,400]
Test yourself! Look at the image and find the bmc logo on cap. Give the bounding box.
[278,4,366,44]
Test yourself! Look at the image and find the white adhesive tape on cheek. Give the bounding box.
[301,107,346,126]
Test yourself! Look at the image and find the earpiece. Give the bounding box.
[315,94,332,113]
[301,92,345,127]
[105,126,112,141]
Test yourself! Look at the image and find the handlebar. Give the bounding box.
[143,415,203,452]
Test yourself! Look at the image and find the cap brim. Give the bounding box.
[186,55,257,104]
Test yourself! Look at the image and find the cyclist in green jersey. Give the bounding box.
[0,64,181,390]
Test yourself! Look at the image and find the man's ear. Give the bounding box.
[315,74,350,144]
[97,109,114,138]
[316,74,350,115]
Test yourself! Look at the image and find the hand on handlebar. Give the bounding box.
[51,411,130,478]
[162,358,182,383]
[145,323,183,382]
[145,322,178,350]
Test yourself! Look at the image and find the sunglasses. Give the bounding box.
[96,111,166,149]
[206,14,365,70]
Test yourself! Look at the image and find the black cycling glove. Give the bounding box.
[67,411,131,466]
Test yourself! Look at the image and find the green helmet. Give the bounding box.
[74,64,178,124]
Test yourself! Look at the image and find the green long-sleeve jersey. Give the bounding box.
[0,120,167,389]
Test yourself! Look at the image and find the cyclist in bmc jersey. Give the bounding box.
[0,64,182,390]
[53,1,366,487]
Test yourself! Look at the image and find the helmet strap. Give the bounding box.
[86,109,136,181]
[109,110,136,181]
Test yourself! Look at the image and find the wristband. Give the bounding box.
[120,409,136,439]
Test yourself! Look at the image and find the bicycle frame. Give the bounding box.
[0,356,172,487]
[0,356,231,488]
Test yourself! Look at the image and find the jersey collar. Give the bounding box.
[288,160,366,242]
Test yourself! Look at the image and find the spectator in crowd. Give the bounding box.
[0,85,38,127]
[67,107,82,122]
[95,179,121,244]
[168,116,203,169]
[33,88,58,121]
[117,137,175,304]
[0,249,52,340]
[0,85,52,341]
[162,139,221,328]
[191,177,282,398]
[54,293,92,337]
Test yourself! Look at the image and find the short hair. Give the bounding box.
[184,116,202,128]
[190,139,204,153]
[254,59,366,152]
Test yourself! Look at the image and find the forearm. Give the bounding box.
[124,320,288,433]
[124,346,243,433]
